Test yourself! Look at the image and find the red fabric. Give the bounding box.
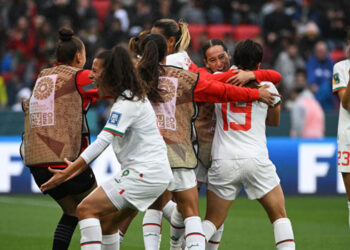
[190,65,281,85]
[76,69,99,108]
[252,69,281,85]
[193,72,260,103]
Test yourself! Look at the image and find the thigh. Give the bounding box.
[342,173,350,201]
[258,184,287,223]
[205,189,233,229]
[173,186,199,218]
[30,167,67,200]
[77,186,119,220]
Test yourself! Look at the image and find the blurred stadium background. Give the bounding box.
[0,0,350,249]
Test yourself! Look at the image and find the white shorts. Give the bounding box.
[102,168,169,212]
[167,168,197,192]
[195,161,208,187]
[207,158,280,200]
[337,143,350,173]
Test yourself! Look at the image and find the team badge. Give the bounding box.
[108,112,122,126]
[122,169,130,177]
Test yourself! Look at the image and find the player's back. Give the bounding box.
[211,82,280,160]
[109,91,168,168]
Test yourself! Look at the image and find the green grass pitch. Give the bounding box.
[0,195,349,249]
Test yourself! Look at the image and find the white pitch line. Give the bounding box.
[0,196,58,208]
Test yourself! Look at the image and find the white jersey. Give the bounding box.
[211,82,281,160]
[166,51,192,70]
[101,90,172,182]
[333,59,350,144]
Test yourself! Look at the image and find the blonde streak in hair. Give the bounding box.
[176,21,191,52]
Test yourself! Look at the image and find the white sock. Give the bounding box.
[273,218,295,250]
[119,231,124,244]
[79,218,102,250]
[143,209,163,250]
[170,207,185,250]
[163,200,177,222]
[207,224,224,250]
[101,233,119,250]
[184,216,206,250]
[201,220,216,242]
[347,201,350,229]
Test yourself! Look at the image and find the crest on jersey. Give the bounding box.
[333,73,340,85]
[108,112,122,126]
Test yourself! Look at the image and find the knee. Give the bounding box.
[269,209,287,223]
[76,201,91,220]
[61,206,77,216]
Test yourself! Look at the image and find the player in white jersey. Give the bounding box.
[332,32,350,228]
[203,40,295,250]
[136,18,193,249]
[40,46,173,250]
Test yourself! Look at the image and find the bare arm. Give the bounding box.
[40,157,88,192]
[266,104,281,126]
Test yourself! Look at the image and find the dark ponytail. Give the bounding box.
[137,33,167,103]
[100,45,146,101]
[55,27,84,64]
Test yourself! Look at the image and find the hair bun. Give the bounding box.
[58,27,74,42]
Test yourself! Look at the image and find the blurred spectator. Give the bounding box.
[33,15,55,70]
[129,0,154,32]
[6,0,28,28]
[75,0,98,30]
[104,18,128,49]
[44,0,78,30]
[323,7,347,50]
[290,70,324,138]
[11,87,31,112]
[274,42,305,98]
[206,5,224,24]
[230,1,258,25]
[262,0,294,45]
[306,40,335,111]
[298,21,320,60]
[81,19,104,68]
[179,0,206,25]
[105,0,129,32]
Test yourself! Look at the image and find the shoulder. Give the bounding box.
[334,59,349,71]
[76,69,92,85]
[260,81,278,92]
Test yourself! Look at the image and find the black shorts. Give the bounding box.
[30,166,96,201]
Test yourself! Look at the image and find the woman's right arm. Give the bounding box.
[40,131,112,191]
[194,73,278,106]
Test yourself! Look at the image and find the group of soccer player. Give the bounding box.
[24,17,350,250]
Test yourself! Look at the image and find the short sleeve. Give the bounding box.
[102,99,138,137]
[262,82,281,107]
[332,62,348,93]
